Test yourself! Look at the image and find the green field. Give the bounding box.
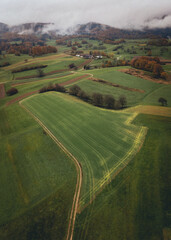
[71,67,166,106]
[0,54,85,82]
[0,104,76,240]
[22,92,147,209]
[73,78,144,105]
[74,114,171,240]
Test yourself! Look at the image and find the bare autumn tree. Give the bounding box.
[104,95,115,109]
[69,85,81,96]
[119,96,127,108]
[92,93,103,107]
[37,68,45,77]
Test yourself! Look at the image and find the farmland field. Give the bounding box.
[74,114,171,240]
[0,104,77,240]
[0,35,171,240]
[22,92,147,209]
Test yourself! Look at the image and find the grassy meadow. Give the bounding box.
[22,92,147,209]
[74,114,171,240]
[0,103,76,240]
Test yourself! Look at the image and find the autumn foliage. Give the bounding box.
[130,56,168,79]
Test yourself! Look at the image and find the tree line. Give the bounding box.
[68,85,127,110]
[39,83,127,110]
[130,56,168,80]
[0,41,57,56]
[11,64,47,73]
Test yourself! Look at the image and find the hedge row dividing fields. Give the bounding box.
[22,92,147,210]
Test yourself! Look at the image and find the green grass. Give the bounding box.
[85,67,161,92]
[142,85,171,107]
[0,54,32,66]
[0,72,85,107]
[22,92,146,209]
[74,67,163,106]
[73,78,144,105]
[74,114,171,240]
[3,55,84,80]
[163,64,171,72]
[0,104,76,240]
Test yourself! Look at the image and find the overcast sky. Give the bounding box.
[0,0,171,30]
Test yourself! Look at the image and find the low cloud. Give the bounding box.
[0,0,171,30]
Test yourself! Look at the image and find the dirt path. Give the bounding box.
[6,91,38,106]
[19,100,82,240]
[0,84,5,98]
[60,74,89,86]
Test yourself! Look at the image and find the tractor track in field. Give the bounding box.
[0,84,5,98]
[19,101,82,240]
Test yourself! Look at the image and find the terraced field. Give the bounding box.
[22,92,147,210]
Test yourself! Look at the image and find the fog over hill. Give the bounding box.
[0,0,171,31]
[0,21,171,39]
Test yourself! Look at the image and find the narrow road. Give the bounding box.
[19,100,82,240]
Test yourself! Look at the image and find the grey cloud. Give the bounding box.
[0,0,171,30]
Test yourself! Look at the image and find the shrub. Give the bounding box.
[114,100,122,110]
[161,72,169,80]
[6,88,18,96]
[0,62,10,67]
[77,90,89,101]
[39,86,47,93]
[104,95,115,109]
[37,68,45,77]
[12,64,47,73]
[55,84,66,93]
[158,97,167,106]
[69,85,81,96]
[92,93,103,107]
[69,63,76,69]
[39,84,66,93]
[118,96,127,108]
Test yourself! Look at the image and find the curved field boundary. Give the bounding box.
[0,84,5,98]
[12,73,73,87]
[60,74,90,86]
[15,69,69,80]
[6,91,38,106]
[79,117,148,211]
[15,59,93,80]
[19,100,82,240]
[4,54,67,71]
[6,74,89,106]
[124,105,171,117]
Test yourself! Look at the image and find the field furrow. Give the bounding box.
[22,92,147,210]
